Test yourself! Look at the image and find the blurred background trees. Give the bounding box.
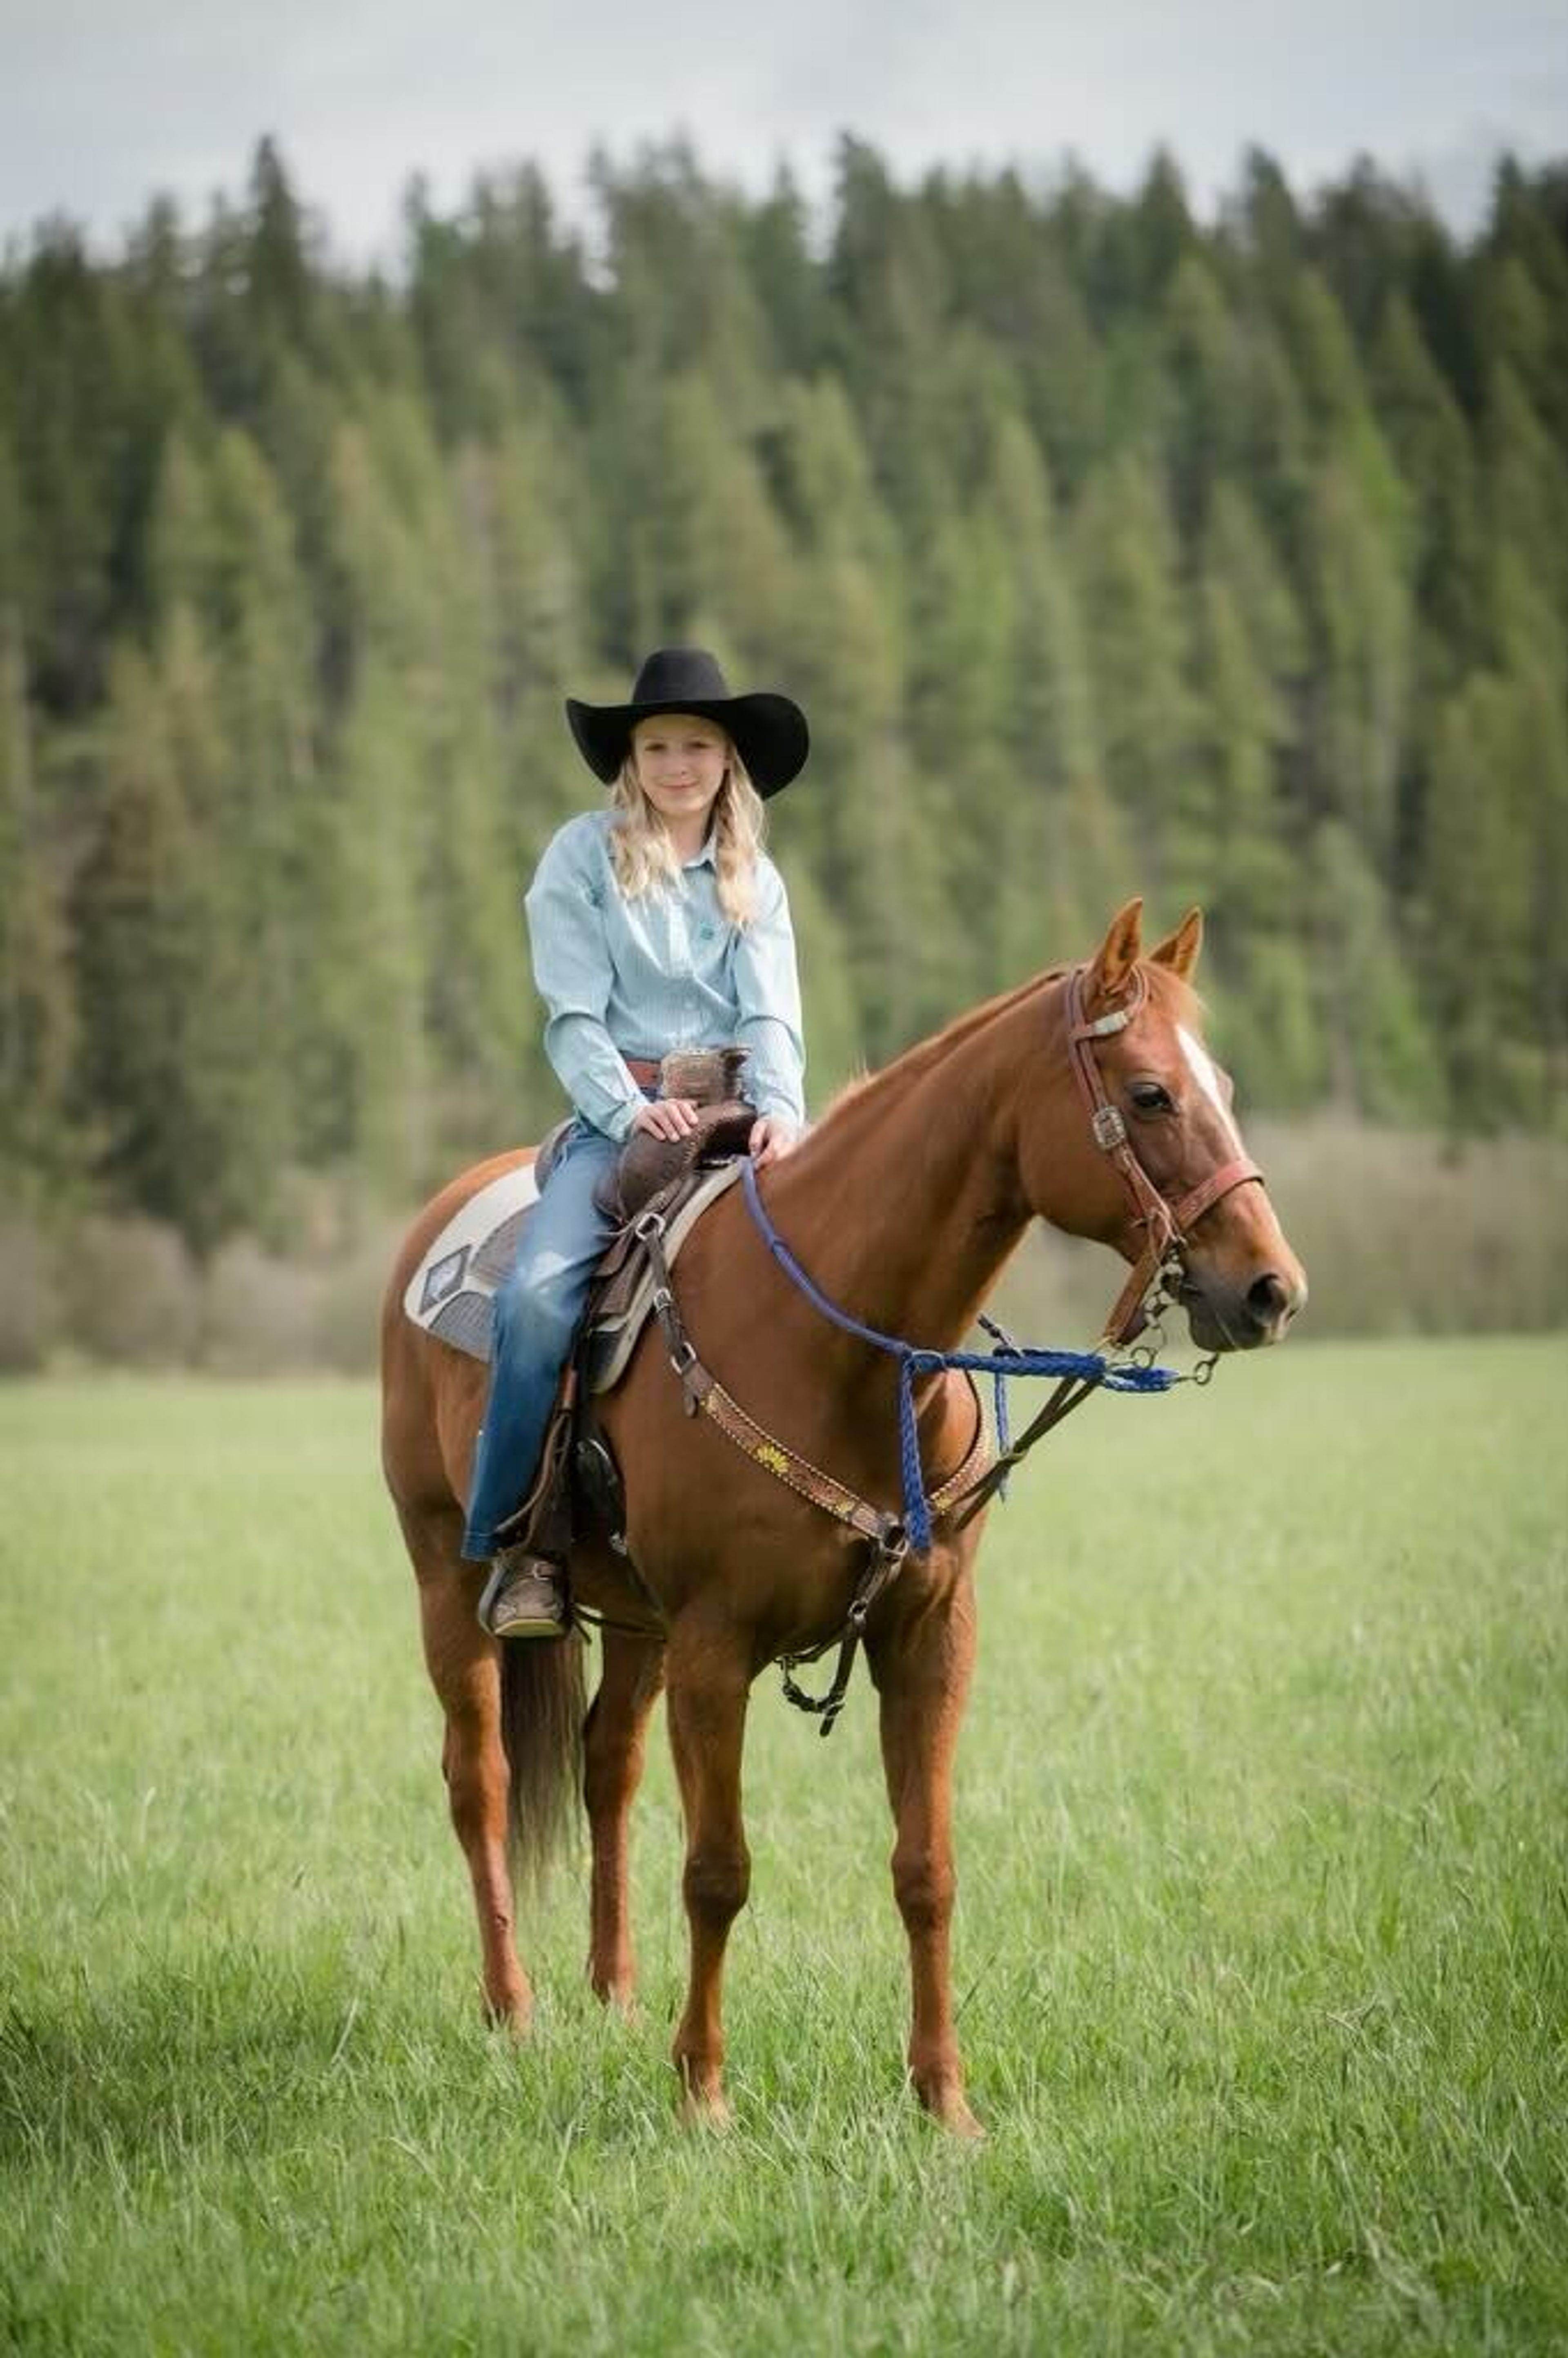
[3,135,1566,1274]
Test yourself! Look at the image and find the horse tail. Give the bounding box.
[499,1633,587,1888]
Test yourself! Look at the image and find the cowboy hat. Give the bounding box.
[565,647,809,797]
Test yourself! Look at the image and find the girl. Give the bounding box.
[464,646,811,1637]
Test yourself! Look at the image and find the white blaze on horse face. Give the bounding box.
[1178,1025,1243,1154]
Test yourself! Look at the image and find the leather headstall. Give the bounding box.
[1064,965,1264,1346]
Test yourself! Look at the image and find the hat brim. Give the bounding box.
[565,691,809,798]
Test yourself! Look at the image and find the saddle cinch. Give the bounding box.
[402,1048,760,1576]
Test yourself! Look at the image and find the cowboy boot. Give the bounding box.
[477,1543,570,1640]
[475,1391,576,1640]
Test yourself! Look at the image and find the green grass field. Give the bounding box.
[3,1340,1566,2355]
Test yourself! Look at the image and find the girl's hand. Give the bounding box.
[748,1114,801,1170]
[631,1097,700,1143]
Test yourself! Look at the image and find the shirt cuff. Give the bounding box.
[598,1093,642,1145]
[747,1076,804,1126]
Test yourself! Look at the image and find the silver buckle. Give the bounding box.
[1091,1104,1127,1150]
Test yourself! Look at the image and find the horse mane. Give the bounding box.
[807,955,1207,1145]
[811,969,1063,1138]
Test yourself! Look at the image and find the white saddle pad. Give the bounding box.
[401,1157,744,1379]
[402,1160,540,1360]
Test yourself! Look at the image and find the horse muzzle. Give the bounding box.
[1181,1262,1306,1353]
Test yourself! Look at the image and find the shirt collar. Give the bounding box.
[681,833,717,872]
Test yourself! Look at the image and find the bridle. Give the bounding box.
[1064,964,1265,1350]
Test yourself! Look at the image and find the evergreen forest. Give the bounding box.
[3,137,1567,1266]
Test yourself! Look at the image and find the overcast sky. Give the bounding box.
[3,0,1563,260]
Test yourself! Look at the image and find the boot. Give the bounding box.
[477,1543,570,1640]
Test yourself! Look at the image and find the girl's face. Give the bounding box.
[631,713,729,831]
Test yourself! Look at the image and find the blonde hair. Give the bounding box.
[607,737,767,927]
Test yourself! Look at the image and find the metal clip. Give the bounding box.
[633,1210,667,1243]
[1091,1104,1127,1151]
[1192,1355,1218,1387]
[875,1525,910,1580]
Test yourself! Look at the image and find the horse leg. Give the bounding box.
[583,1627,666,2014]
[664,1627,752,2126]
[404,1502,532,2030]
[869,1580,982,2137]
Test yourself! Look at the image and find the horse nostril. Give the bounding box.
[1247,1272,1292,1326]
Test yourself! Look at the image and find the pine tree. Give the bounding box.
[72,639,264,1251]
[1370,294,1483,652]
[828,138,954,543]
[1071,452,1196,871]
[5,227,124,711]
[1301,455,1412,865]
[316,649,432,1190]
[743,167,828,379]
[0,597,78,1195]
[1481,161,1568,445]
[1419,672,1539,1124]
[659,375,800,664]
[1161,249,1248,540]
[1481,363,1568,632]
[1310,820,1442,1119]
[1234,149,1303,292]
[981,415,1098,786]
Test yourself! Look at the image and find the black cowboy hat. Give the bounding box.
[565,647,809,798]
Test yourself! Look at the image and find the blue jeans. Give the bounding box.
[461,1118,624,1560]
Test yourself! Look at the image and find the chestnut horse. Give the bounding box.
[381,902,1306,2133]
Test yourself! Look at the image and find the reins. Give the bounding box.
[737,1156,1176,1553]
[637,960,1264,1734]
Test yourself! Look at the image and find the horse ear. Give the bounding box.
[1149,907,1203,981]
[1085,898,1144,1010]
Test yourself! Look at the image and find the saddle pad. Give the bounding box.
[402,1155,744,1377]
[402,1160,541,1358]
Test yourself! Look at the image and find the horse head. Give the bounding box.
[1021,900,1306,1353]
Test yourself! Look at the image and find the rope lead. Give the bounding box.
[741,1159,1178,1555]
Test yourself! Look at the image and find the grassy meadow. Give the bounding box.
[2,1339,1566,2354]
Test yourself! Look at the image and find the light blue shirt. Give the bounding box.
[525,808,806,1144]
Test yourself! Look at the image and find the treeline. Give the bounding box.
[2,137,1566,1256]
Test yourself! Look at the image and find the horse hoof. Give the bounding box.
[918,2082,985,2140]
[678,2086,733,2132]
[484,1992,533,2039]
[588,1971,640,2022]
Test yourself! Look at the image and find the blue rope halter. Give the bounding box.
[739,1157,1178,1552]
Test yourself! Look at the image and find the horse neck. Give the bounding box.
[767,976,1071,1351]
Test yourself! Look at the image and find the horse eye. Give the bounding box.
[1128,1080,1174,1116]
